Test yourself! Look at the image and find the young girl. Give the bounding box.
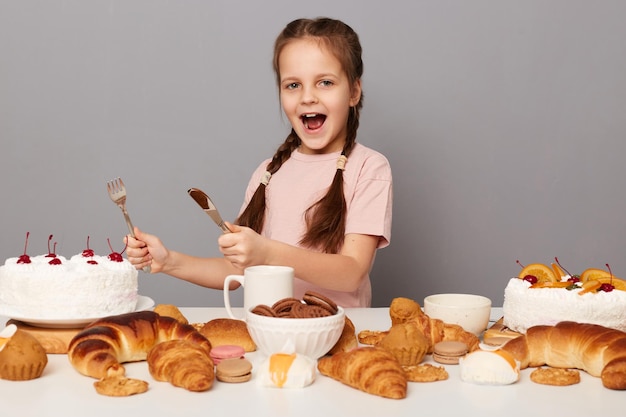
[126,17,392,307]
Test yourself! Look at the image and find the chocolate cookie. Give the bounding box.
[302,290,338,315]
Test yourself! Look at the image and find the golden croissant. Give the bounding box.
[147,339,214,391]
[317,347,407,399]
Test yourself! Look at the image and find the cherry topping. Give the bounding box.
[600,263,615,292]
[523,275,538,285]
[87,260,98,265]
[45,234,58,258]
[48,257,62,265]
[82,236,95,257]
[107,238,126,262]
[567,276,581,283]
[17,232,31,264]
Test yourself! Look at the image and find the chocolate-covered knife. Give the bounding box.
[188,188,232,233]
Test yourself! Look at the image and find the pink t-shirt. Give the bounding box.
[239,143,393,307]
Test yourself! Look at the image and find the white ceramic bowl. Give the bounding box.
[245,307,345,359]
[423,294,492,336]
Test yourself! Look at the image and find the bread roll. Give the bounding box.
[501,321,626,390]
[198,318,256,352]
[68,310,211,379]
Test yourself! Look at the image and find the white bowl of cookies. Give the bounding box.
[245,291,345,359]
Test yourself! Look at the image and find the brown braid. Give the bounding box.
[236,18,364,254]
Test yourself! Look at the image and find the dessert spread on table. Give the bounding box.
[3,252,626,397]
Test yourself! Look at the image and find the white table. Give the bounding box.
[1,307,623,417]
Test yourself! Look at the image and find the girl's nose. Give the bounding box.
[301,86,318,104]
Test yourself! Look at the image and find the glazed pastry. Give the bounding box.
[317,347,407,399]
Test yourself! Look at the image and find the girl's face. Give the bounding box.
[278,38,361,155]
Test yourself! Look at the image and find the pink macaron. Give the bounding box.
[210,345,245,365]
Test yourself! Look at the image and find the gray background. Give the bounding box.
[1,0,625,308]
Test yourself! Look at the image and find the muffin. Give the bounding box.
[389,297,423,325]
[0,324,48,380]
[378,321,429,366]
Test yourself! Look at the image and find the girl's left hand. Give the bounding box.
[217,222,269,269]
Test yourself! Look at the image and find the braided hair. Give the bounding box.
[236,18,364,254]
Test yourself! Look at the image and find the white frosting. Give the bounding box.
[502,277,626,333]
[0,253,138,319]
[460,350,520,385]
[257,353,316,388]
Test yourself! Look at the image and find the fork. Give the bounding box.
[106,177,151,273]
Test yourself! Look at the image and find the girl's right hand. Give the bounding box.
[125,227,169,273]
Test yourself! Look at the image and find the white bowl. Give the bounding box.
[423,294,492,336]
[245,307,345,359]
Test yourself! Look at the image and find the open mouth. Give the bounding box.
[301,113,326,130]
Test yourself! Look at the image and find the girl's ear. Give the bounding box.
[349,79,362,107]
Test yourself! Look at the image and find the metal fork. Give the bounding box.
[106,177,151,273]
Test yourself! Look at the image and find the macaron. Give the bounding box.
[432,341,469,365]
[210,344,245,365]
[216,358,253,383]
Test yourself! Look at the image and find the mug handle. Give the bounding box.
[223,275,245,320]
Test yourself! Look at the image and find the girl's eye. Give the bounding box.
[319,80,333,87]
[285,82,299,90]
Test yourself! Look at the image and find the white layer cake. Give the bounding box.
[0,253,138,319]
[502,277,626,334]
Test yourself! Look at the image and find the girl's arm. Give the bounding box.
[219,223,378,292]
[126,228,243,288]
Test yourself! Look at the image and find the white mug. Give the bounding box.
[223,265,294,320]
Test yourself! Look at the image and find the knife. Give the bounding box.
[187,188,232,233]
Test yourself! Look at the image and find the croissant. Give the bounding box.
[359,306,480,353]
[68,310,211,379]
[501,321,626,390]
[317,347,407,399]
[147,339,214,391]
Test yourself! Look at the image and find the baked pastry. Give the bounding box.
[378,321,429,366]
[358,297,480,353]
[153,304,188,325]
[0,324,48,381]
[328,316,358,355]
[147,339,214,391]
[317,346,407,399]
[68,310,211,380]
[389,297,423,325]
[198,318,256,352]
[501,321,626,390]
